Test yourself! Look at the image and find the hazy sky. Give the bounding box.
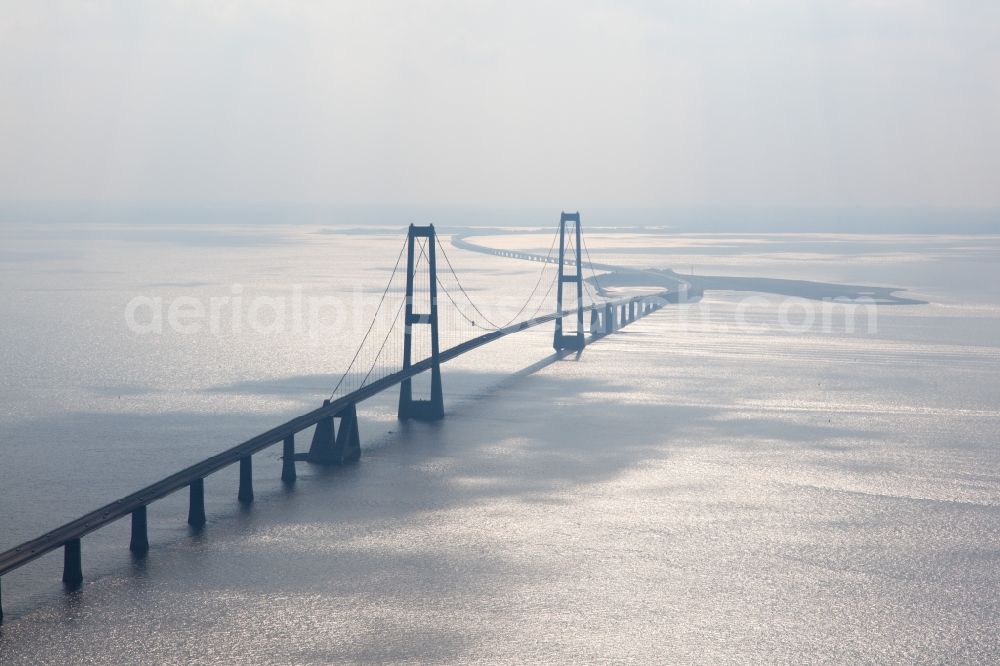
[1,1,998,208]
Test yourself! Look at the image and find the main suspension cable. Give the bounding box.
[524,269,560,321]
[328,236,408,400]
[435,237,502,329]
[490,229,560,327]
[581,232,607,299]
[357,238,428,390]
[435,228,560,331]
[436,275,483,328]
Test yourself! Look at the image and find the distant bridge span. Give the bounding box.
[452,231,693,295]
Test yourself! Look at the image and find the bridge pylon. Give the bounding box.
[553,212,586,352]
[398,224,445,421]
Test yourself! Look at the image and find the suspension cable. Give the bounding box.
[435,227,560,331]
[580,232,606,295]
[356,238,429,390]
[582,277,599,304]
[434,237,502,329]
[357,285,409,390]
[524,268,560,321]
[328,236,408,399]
[490,228,560,327]
[436,276,483,328]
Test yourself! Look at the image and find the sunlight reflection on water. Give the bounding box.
[0,225,997,663]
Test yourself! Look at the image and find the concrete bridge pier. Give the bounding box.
[129,505,149,555]
[308,402,363,463]
[620,304,627,328]
[238,456,254,504]
[188,479,206,527]
[62,538,82,588]
[605,303,615,334]
[307,405,336,462]
[281,434,296,483]
[590,309,601,336]
[334,404,362,463]
[398,379,444,421]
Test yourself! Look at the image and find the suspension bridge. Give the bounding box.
[0,213,675,622]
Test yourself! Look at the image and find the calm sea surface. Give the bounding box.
[0,222,997,663]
